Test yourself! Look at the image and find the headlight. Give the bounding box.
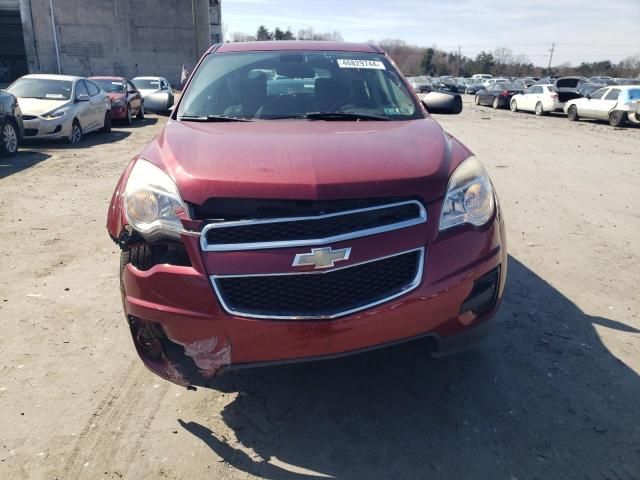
[112,99,125,107]
[439,156,495,231]
[123,159,187,239]
[43,107,69,119]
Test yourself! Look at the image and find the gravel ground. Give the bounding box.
[1,99,639,480]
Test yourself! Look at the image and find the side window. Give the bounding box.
[604,88,620,101]
[524,87,534,94]
[75,81,88,99]
[85,80,99,96]
[161,80,169,90]
[127,81,136,92]
[590,89,607,100]
[532,86,543,94]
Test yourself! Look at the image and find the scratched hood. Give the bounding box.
[16,97,70,116]
[142,118,470,206]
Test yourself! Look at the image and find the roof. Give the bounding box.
[22,74,82,81]
[88,76,125,81]
[212,41,382,54]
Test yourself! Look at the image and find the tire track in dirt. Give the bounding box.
[60,360,171,479]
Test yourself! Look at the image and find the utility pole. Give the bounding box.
[547,42,555,76]
[191,0,200,59]
[49,0,61,74]
[457,45,461,76]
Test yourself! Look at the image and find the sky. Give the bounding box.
[221,0,640,66]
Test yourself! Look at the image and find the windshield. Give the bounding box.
[178,51,422,121]
[7,78,73,100]
[132,79,160,90]
[92,79,125,93]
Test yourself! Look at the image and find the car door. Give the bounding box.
[73,80,93,131]
[531,86,545,110]
[521,86,535,110]
[581,88,608,117]
[126,80,142,114]
[596,88,621,120]
[84,80,104,129]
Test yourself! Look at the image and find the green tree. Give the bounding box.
[421,48,435,75]
[256,25,272,41]
[473,51,495,75]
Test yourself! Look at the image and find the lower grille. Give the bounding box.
[24,128,38,136]
[212,248,424,320]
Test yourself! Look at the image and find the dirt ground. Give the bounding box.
[1,99,639,480]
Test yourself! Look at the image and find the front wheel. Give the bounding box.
[136,104,145,120]
[567,105,579,122]
[474,95,480,105]
[510,99,518,112]
[68,120,83,144]
[101,111,112,133]
[535,102,545,116]
[0,121,19,157]
[492,97,500,109]
[609,110,627,127]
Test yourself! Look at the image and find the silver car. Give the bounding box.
[6,74,111,144]
[564,85,640,127]
[131,76,175,112]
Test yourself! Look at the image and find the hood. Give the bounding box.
[106,92,126,102]
[142,118,469,206]
[17,97,69,116]
[138,89,161,97]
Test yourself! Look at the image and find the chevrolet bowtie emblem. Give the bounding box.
[292,247,351,269]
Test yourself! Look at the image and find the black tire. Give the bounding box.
[101,111,112,133]
[124,105,132,125]
[510,99,518,112]
[492,97,500,109]
[535,102,545,116]
[567,105,579,122]
[609,110,627,127]
[0,120,19,157]
[68,120,83,144]
[136,104,145,120]
[474,95,480,105]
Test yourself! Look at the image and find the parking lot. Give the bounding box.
[1,97,639,479]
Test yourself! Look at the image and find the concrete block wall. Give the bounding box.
[18,0,220,85]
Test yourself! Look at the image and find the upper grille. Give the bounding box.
[212,248,424,319]
[201,200,426,251]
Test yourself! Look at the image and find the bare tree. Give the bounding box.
[493,47,513,75]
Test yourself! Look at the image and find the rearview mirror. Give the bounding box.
[75,93,90,102]
[421,91,463,115]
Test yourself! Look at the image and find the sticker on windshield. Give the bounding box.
[337,59,386,70]
[45,94,65,99]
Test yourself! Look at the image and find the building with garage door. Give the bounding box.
[0,0,221,86]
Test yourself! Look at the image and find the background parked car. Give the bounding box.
[475,82,523,109]
[463,80,485,94]
[131,76,174,112]
[0,89,23,156]
[407,76,432,93]
[89,76,144,125]
[564,85,640,127]
[510,84,562,115]
[6,74,111,144]
[589,76,618,86]
[554,76,588,103]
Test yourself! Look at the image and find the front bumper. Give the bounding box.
[22,115,72,140]
[121,213,507,387]
[110,105,127,119]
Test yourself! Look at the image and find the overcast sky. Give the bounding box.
[221,0,640,66]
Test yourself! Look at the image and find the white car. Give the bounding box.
[483,78,509,88]
[131,76,175,112]
[564,85,640,127]
[471,74,493,80]
[510,84,563,116]
[6,74,111,144]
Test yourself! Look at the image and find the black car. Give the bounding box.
[474,83,523,109]
[0,90,23,157]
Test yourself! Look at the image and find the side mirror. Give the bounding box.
[75,93,90,102]
[161,85,169,91]
[586,95,591,100]
[128,89,137,94]
[421,91,463,115]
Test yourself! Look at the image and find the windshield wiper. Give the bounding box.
[178,114,252,122]
[305,111,390,121]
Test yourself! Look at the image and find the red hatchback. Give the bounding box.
[107,42,507,388]
[90,76,144,124]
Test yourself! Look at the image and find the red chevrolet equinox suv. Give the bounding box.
[106,41,507,388]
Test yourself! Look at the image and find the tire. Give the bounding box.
[492,97,500,109]
[136,104,145,120]
[68,120,82,144]
[609,110,627,127]
[567,105,579,122]
[474,95,480,105]
[101,111,112,133]
[535,102,545,116]
[510,99,518,112]
[125,105,132,125]
[0,120,19,157]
